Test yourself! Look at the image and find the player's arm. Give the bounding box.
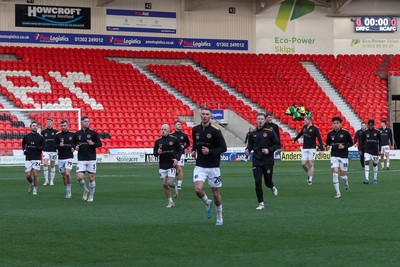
[245,132,254,155]
[183,134,190,150]
[344,132,354,149]
[91,132,102,148]
[37,136,45,151]
[191,128,197,157]
[174,139,182,161]
[268,130,280,153]
[208,130,227,155]
[292,128,303,144]
[316,128,324,150]
[153,140,160,156]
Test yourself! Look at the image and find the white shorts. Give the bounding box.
[58,159,74,173]
[193,166,222,188]
[76,160,97,173]
[381,145,390,154]
[330,156,349,171]
[364,153,380,164]
[177,154,185,167]
[159,168,176,179]
[301,148,316,161]
[25,160,41,172]
[43,151,57,161]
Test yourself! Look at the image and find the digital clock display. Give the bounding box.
[355,16,397,32]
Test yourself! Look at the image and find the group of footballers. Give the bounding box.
[22,116,102,202]
[292,116,394,199]
[153,107,395,227]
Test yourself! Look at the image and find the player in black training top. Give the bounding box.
[245,113,280,210]
[326,117,353,199]
[264,112,281,149]
[55,120,75,199]
[154,124,182,208]
[72,116,102,202]
[191,107,227,226]
[41,118,58,186]
[379,120,393,170]
[170,120,190,190]
[353,122,367,170]
[360,119,381,185]
[22,121,44,196]
[292,115,324,185]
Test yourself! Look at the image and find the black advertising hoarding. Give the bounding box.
[15,4,91,29]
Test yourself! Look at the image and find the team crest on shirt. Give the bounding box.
[331,137,335,141]
[169,141,173,145]
[263,133,267,137]
[51,132,54,135]
[77,135,81,140]
[69,137,72,140]
[340,134,343,138]
[87,134,91,138]
[207,133,212,138]
[267,169,271,174]
[366,134,370,138]
[374,133,377,136]
[195,133,200,140]
[180,136,184,140]
[309,129,313,132]
[44,133,47,137]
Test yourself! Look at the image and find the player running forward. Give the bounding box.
[72,116,102,202]
[55,120,75,199]
[292,115,324,185]
[354,122,367,170]
[361,120,381,184]
[22,121,44,195]
[325,117,353,199]
[191,107,227,226]
[245,113,280,210]
[154,124,182,208]
[171,120,190,190]
[41,118,58,186]
[379,120,393,170]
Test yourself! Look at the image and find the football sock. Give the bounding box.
[177,180,182,187]
[364,165,370,180]
[43,166,48,182]
[50,167,56,183]
[373,166,378,180]
[333,173,340,195]
[89,181,96,196]
[201,195,210,205]
[309,176,313,182]
[168,197,173,203]
[340,175,348,182]
[79,180,88,191]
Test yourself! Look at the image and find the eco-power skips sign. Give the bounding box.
[15,4,91,29]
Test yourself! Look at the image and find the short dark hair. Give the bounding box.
[30,120,38,126]
[174,120,181,125]
[265,112,272,117]
[381,120,387,124]
[60,120,68,124]
[332,116,342,123]
[81,116,89,121]
[361,121,366,125]
[46,118,53,121]
[368,119,375,126]
[256,113,266,118]
[201,107,212,113]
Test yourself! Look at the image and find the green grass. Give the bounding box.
[1,160,400,267]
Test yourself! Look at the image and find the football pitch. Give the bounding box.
[1,160,399,267]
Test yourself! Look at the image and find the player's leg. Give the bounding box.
[252,165,264,208]
[263,164,278,196]
[176,154,184,189]
[385,151,390,170]
[49,154,56,185]
[167,168,178,199]
[372,155,379,184]
[339,159,349,190]
[25,161,34,192]
[87,173,96,202]
[193,166,213,218]
[161,172,174,208]
[360,150,365,169]
[42,154,49,185]
[380,147,385,169]
[363,153,371,184]
[76,161,89,201]
[208,168,223,225]
[307,160,315,185]
[331,157,341,198]
[64,168,72,198]
[32,167,40,195]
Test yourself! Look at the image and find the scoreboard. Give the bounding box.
[355,16,397,32]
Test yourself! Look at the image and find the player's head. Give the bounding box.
[161,124,170,137]
[30,121,38,133]
[256,113,266,128]
[265,112,273,123]
[174,120,182,131]
[332,116,342,131]
[81,116,90,129]
[60,120,68,132]
[304,115,312,125]
[368,119,375,129]
[200,107,212,125]
[361,121,367,131]
[381,120,387,128]
[46,118,53,128]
